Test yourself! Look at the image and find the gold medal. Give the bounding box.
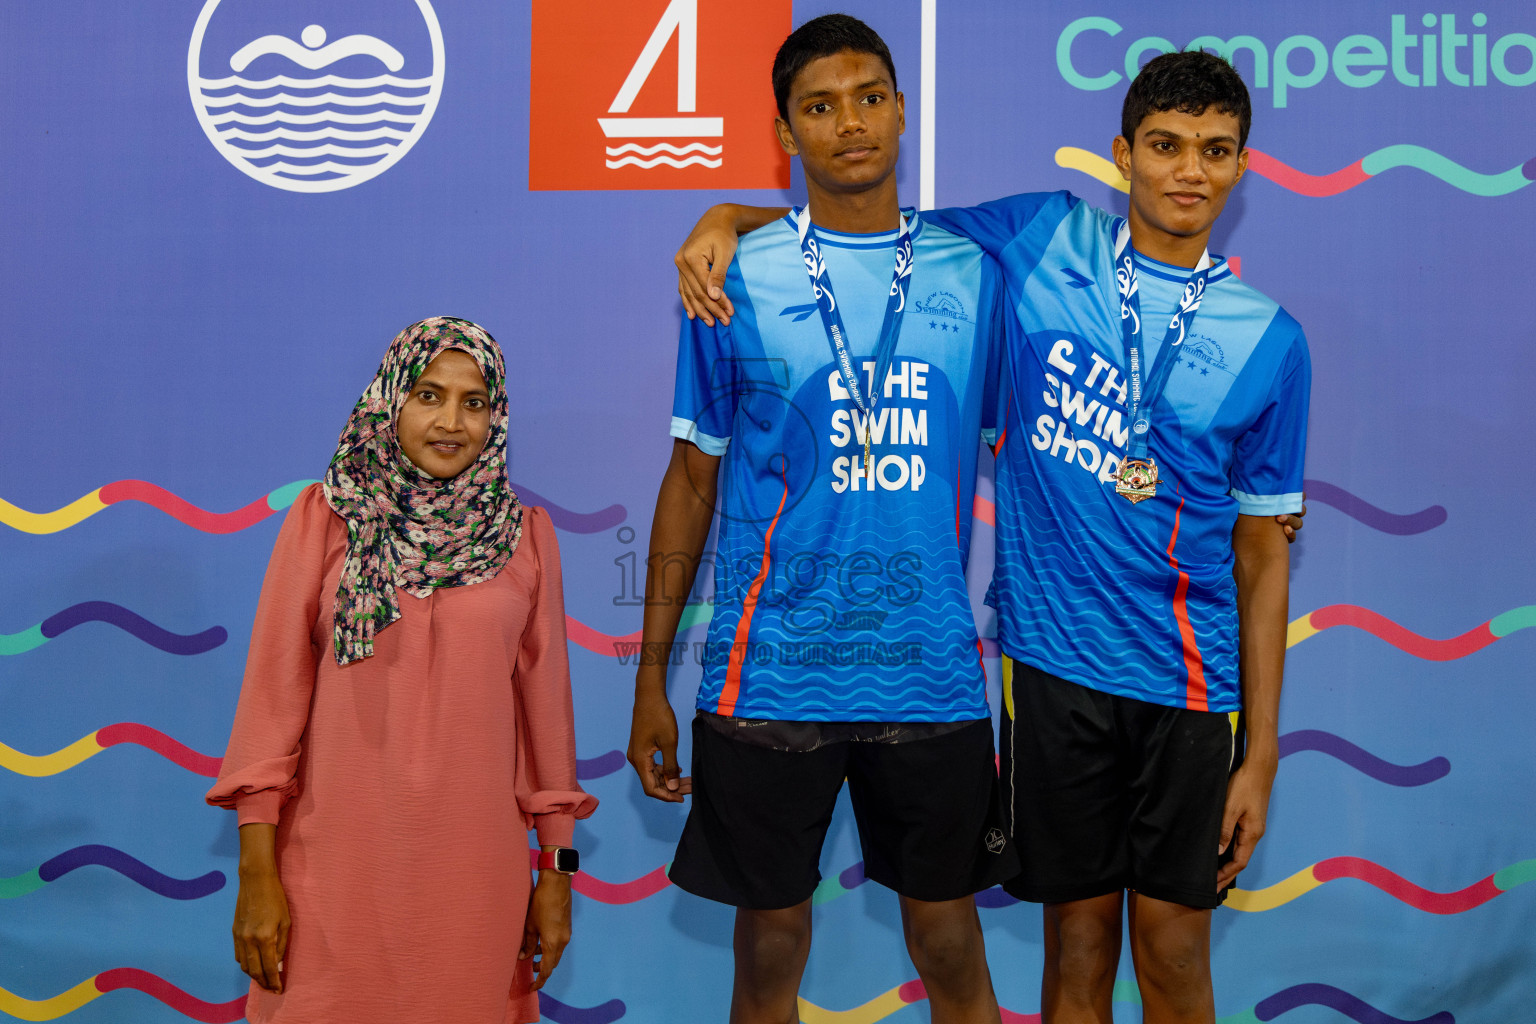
[1115,457,1159,504]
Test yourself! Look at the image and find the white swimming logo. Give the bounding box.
[188,0,444,193]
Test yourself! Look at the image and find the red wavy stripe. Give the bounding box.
[573,865,672,904]
[565,616,641,656]
[1309,605,1498,660]
[96,723,223,776]
[1312,857,1503,914]
[899,979,1043,1021]
[94,968,247,1023]
[98,480,276,534]
[1245,149,1371,197]
[526,849,672,904]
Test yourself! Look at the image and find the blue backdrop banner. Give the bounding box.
[2,1,1532,1022]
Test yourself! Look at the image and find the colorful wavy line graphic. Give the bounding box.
[1055,144,1534,197]
[798,976,1443,1024]
[1,601,226,657]
[1278,729,1448,787]
[798,979,1444,1024]
[0,479,625,535]
[525,849,672,905]
[576,750,628,780]
[513,483,627,533]
[0,845,224,901]
[1300,479,1446,535]
[1287,604,1536,659]
[567,603,711,658]
[538,992,628,1024]
[0,969,245,1022]
[0,723,221,778]
[1251,984,1454,1024]
[1228,855,1536,913]
[580,722,1443,798]
[1,722,624,785]
[0,977,626,1024]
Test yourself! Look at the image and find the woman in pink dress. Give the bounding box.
[208,317,596,1023]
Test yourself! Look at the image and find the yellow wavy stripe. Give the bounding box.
[1286,613,1320,649]
[0,977,102,1020]
[0,733,105,777]
[1001,655,1015,722]
[1054,147,1128,194]
[799,985,913,1024]
[1226,864,1322,912]
[0,491,108,535]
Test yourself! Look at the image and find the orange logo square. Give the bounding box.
[529,0,791,190]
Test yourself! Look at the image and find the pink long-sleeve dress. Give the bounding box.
[207,484,596,1024]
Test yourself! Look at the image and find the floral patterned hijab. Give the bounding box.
[322,316,523,665]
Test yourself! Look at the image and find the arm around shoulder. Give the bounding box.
[676,203,787,326]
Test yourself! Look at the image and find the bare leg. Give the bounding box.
[730,900,813,1024]
[1041,892,1124,1024]
[898,894,1001,1023]
[1126,892,1213,1024]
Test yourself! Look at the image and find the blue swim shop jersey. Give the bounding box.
[671,212,1004,722]
[927,192,1310,713]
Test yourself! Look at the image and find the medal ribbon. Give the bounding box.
[1113,219,1213,463]
[795,206,913,471]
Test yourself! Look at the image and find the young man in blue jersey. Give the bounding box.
[627,15,1015,1024]
[674,50,1307,1024]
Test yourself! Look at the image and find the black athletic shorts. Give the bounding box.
[999,658,1238,910]
[669,713,1018,909]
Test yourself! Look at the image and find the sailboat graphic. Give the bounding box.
[188,1,444,193]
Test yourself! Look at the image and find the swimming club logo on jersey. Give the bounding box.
[529,0,791,190]
[188,0,444,193]
[912,291,970,334]
[1182,334,1234,378]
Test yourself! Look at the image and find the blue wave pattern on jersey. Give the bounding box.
[671,214,1003,721]
[928,193,1310,712]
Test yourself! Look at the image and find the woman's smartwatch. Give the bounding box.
[537,847,579,874]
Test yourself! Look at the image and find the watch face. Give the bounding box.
[554,848,579,874]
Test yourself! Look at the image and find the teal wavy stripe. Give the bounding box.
[0,868,45,898]
[1361,145,1531,197]
[266,478,320,511]
[0,624,47,655]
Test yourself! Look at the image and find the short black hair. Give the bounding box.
[772,14,897,121]
[1121,50,1252,150]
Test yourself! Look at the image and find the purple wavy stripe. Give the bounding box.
[1524,156,1536,182]
[975,886,1020,909]
[838,861,867,890]
[38,601,227,654]
[1303,480,1447,536]
[577,750,627,780]
[1255,983,1454,1023]
[1279,730,1450,787]
[512,484,626,534]
[38,845,226,900]
[537,992,627,1024]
